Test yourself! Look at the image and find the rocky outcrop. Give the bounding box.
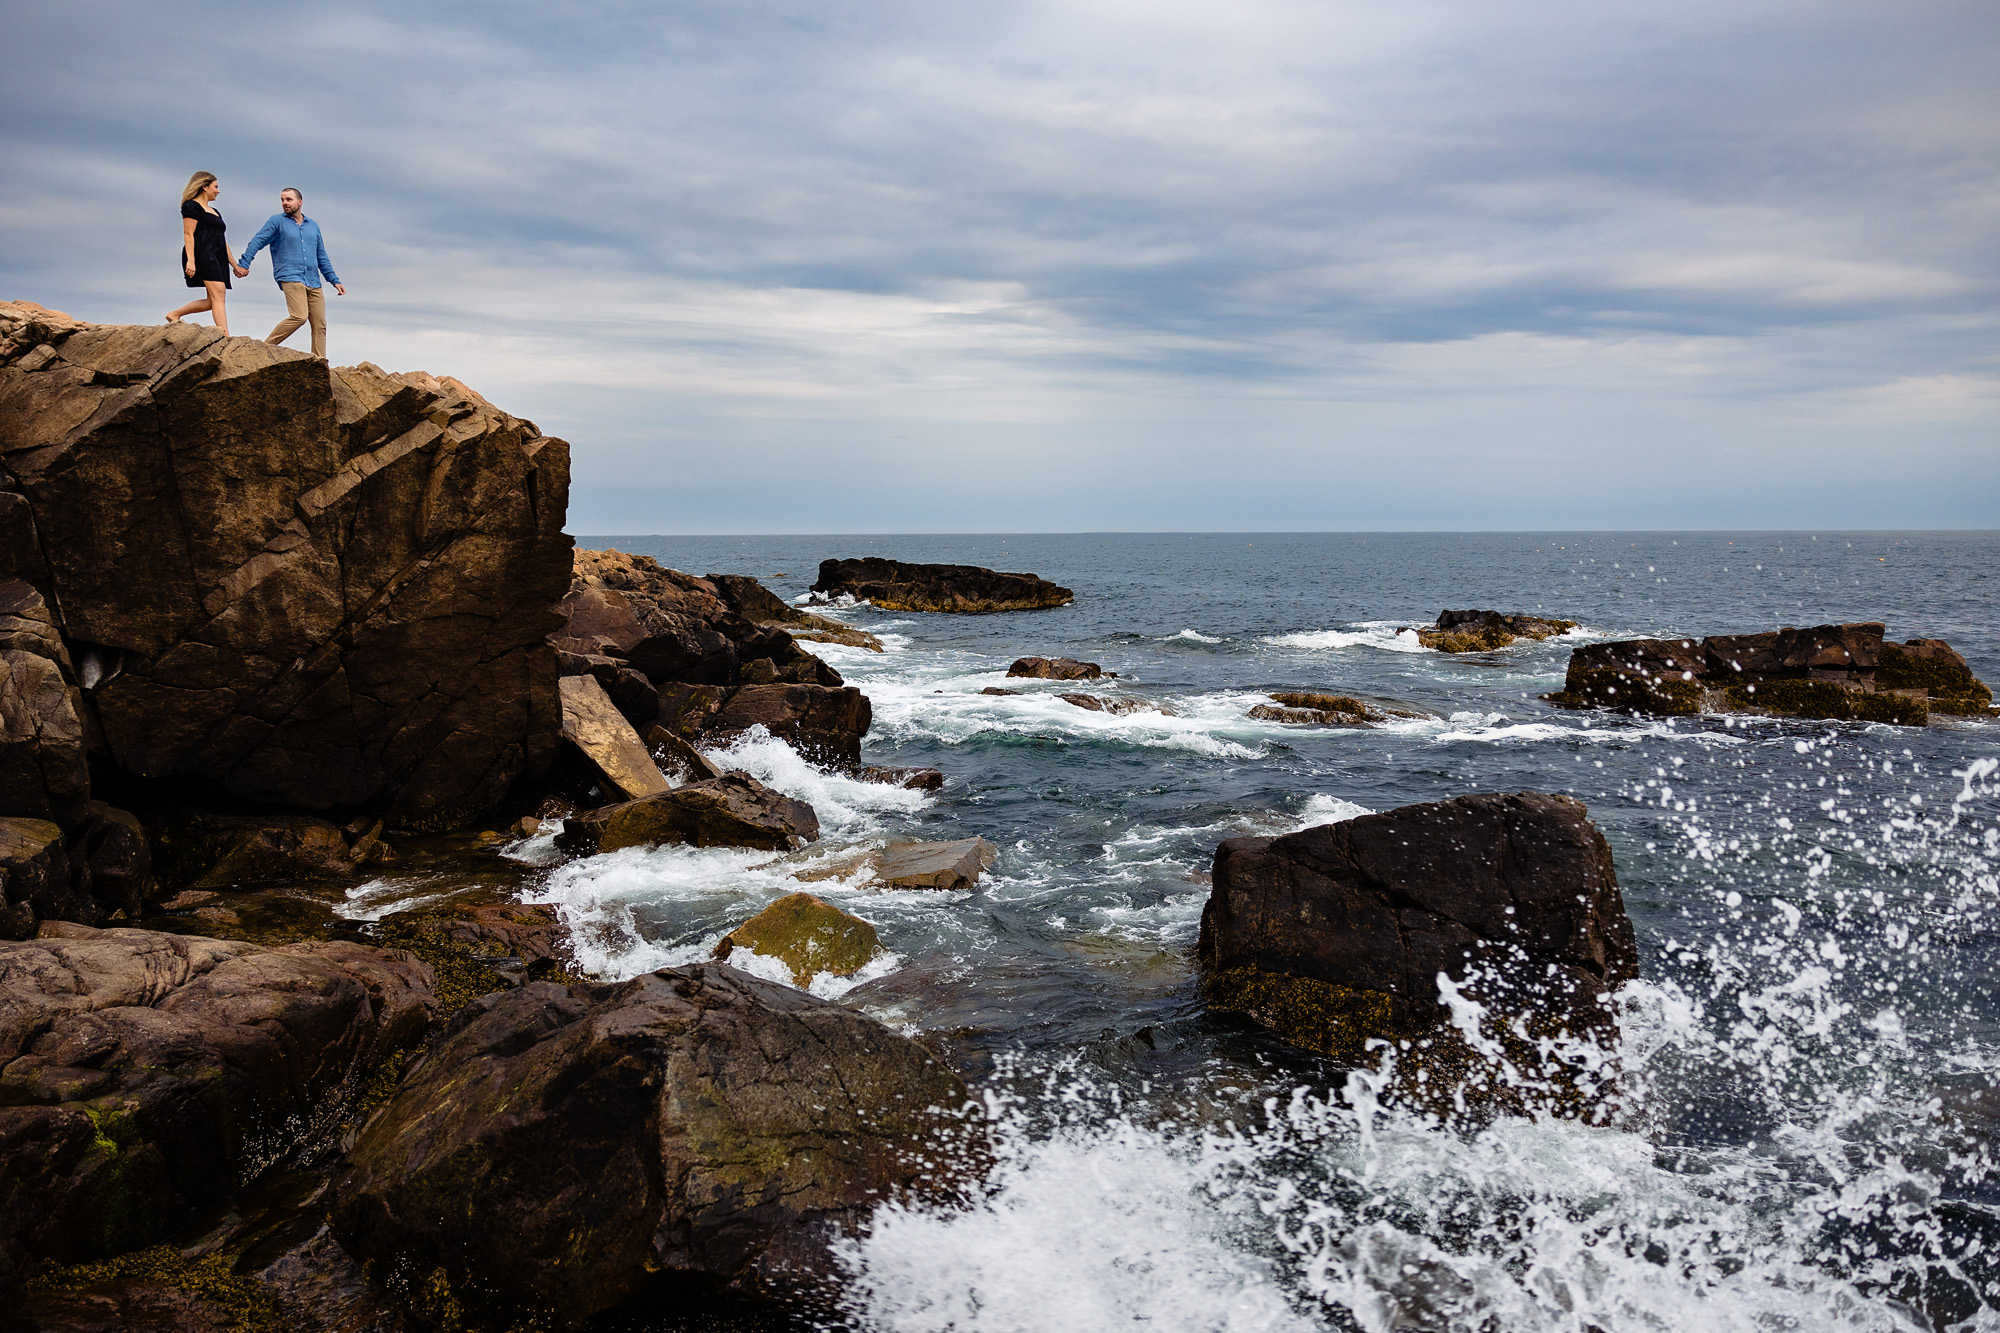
[556,551,840,689]
[812,558,1073,613]
[1007,656,1102,680]
[329,965,979,1322]
[555,774,820,854]
[0,924,433,1291]
[0,302,574,828]
[707,573,884,652]
[875,838,997,890]
[1413,609,1576,653]
[1197,792,1637,1061]
[713,892,884,986]
[1545,622,1991,725]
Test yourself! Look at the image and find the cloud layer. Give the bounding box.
[5,0,1996,530]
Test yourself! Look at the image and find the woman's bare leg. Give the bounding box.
[206,281,229,335]
[166,295,213,323]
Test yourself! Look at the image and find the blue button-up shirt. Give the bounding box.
[237,212,341,288]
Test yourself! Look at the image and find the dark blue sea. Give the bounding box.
[477,532,1999,1330]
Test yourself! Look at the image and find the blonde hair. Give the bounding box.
[181,171,217,204]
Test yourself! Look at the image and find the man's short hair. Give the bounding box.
[281,187,303,199]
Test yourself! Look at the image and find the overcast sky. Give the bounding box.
[5,0,1995,532]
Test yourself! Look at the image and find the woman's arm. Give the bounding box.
[183,216,198,275]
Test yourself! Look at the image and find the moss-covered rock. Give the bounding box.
[1201,966,1391,1061]
[1722,679,1929,727]
[713,892,882,987]
[1545,666,1706,716]
[23,1243,284,1331]
[1878,639,1995,718]
[1416,610,1576,653]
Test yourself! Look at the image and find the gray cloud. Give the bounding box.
[4,0,1995,529]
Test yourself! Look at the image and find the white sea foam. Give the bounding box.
[1165,628,1224,643]
[335,875,456,921]
[1265,623,1427,654]
[703,727,932,835]
[1290,794,1373,830]
[861,675,1266,760]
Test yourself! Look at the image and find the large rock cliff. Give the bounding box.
[0,302,573,829]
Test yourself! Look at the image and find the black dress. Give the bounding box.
[180,199,231,288]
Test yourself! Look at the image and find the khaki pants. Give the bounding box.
[267,282,327,359]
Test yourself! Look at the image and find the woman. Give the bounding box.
[165,171,240,333]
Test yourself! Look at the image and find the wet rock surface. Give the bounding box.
[0,302,574,827]
[1007,656,1103,680]
[706,573,884,652]
[555,773,820,854]
[329,964,980,1324]
[1546,621,1992,725]
[875,837,997,890]
[860,765,945,790]
[1197,792,1637,1060]
[1247,691,1429,727]
[714,891,884,986]
[0,924,433,1290]
[811,558,1074,613]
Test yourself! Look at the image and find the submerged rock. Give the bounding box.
[875,837,997,890]
[1545,622,1990,726]
[147,811,385,892]
[812,558,1073,613]
[1197,792,1637,1062]
[1414,609,1577,653]
[713,891,884,986]
[1007,656,1103,680]
[687,682,873,771]
[860,765,945,790]
[555,773,819,854]
[330,964,980,1322]
[1058,693,1165,715]
[0,303,574,827]
[0,924,432,1290]
[557,673,670,801]
[1247,691,1429,727]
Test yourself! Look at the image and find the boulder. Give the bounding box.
[1545,622,1986,726]
[147,812,377,891]
[0,817,73,940]
[875,837,997,890]
[860,765,945,791]
[1197,792,1637,1060]
[979,687,1018,696]
[1415,609,1576,653]
[697,683,873,770]
[811,558,1073,613]
[555,551,842,688]
[555,774,819,855]
[1058,693,1152,715]
[0,580,89,824]
[557,674,670,801]
[1007,656,1102,680]
[65,803,154,921]
[0,925,433,1290]
[0,304,574,828]
[329,965,979,1321]
[706,573,885,652]
[1248,691,1429,728]
[713,892,884,986]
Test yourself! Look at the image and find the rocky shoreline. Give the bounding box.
[2,306,1992,1329]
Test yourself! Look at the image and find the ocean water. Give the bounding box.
[529,532,2000,1332]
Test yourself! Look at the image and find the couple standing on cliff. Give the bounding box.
[167,171,345,359]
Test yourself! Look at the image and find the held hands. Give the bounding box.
[233,265,249,277]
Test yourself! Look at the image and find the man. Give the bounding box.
[234,187,345,359]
